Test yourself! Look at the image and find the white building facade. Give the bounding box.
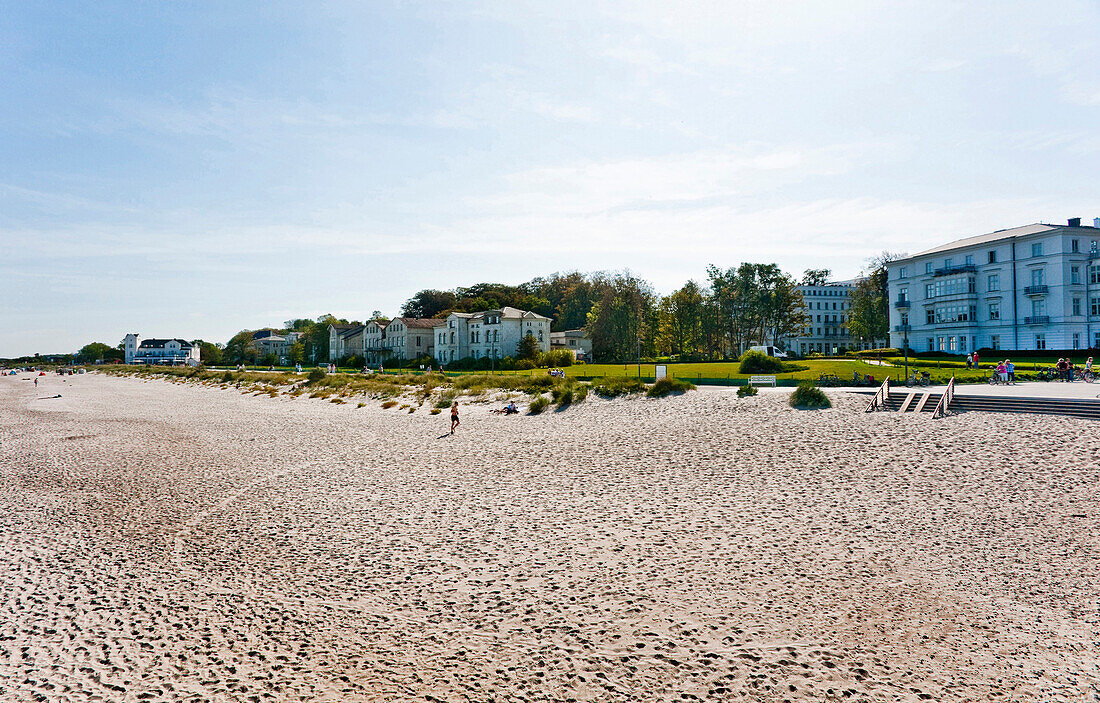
[328,324,365,362]
[784,280,885,356]
[887,220,1100,354]
[123,334,201,365]
[434,307,551,364]
[549,329,592,361]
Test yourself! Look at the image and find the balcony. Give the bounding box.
[894,297,911,309]
[892,324,911,333]
[932,264,977,277]
[1024,316,1050,325]
[1024,285,1048,296]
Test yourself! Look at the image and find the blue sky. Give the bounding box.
[2,1,1098,356]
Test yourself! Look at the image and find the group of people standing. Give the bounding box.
[1054,356,1094,382]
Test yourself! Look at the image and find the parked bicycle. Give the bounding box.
[905,371,931,387]
[817,373,841,387]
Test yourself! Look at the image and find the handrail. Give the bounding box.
[866,377,890,412]
[932,376,955,419]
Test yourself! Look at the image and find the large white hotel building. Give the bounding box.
[886,219,1100,354]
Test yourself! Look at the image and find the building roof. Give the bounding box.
[329,323,358,332]
[551,329,588,338]
[137,338,193,349]
[339,325,365,339]
[393,317,447,329]
[893,222,1099,263]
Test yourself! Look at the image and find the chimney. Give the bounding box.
[1094,217,1100,229]
[1068,217,1081,227]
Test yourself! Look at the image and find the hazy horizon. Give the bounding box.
[3,1,1098,357]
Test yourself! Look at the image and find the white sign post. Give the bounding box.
[655,365,667,380]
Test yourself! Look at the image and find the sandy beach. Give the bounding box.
[2,372,1099,702]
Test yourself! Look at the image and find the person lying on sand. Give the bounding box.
[491,401,519,415]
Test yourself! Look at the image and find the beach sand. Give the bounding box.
[2,372,1098,702]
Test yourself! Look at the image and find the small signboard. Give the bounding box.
[655,365,667,380]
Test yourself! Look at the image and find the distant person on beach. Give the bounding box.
[34,376,38,388]
[450,401,460,434]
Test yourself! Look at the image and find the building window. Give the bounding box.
[899,265,908,278]
[899,287,908,302]
[1073,332,1080,349]
[989,302,999,320]
[948,336,958,352]
[1091,296,1100,317]
[926,309,935,325]
[1072,266,1081,284]
[1073,298,1082,316]
[927,338,934,352]
[987,274,999,292]
[1031,242,1042,257]
[1072,239,1079,253]
[1031,299,1046,317]
[925,283,934,298]
[964,254,974,266]
[1030,268,1044,286]
[988,250,997,263]
[1090,265,1100,285]
[1095,331,1100,348]
[937,336,947,351]
[1035,333,1046,350]
[944,258,953,268]
[990,335,1000,350]
[925,262,933,274]
[960,336,967,352]
[900,312,909,326]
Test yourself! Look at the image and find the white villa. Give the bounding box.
[434,307,551,364]
[122,334,200,365]
[253,330,300,365]
[549,329,592,361]
[328,323,365,362]
[887,219,1100,353]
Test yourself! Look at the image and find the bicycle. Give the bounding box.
[905,371,931,387]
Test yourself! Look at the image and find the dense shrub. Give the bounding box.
[552,386,574,407]
[539,349,575,368]
[646,377,696,398]
[221,370,234,383]
[515,359,537,370]
[738,350,784,374]
[307,368,326,384]
[591,377,647,397]
[528,395,550,414]
[789,382,831,409]
[854,348,900,357]
[737,384,758,397]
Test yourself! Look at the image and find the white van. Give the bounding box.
[748,345,788,358]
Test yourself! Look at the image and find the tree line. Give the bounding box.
[75,258,891,366]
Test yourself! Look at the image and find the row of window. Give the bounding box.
[904,296,1100,326]
[925,331,1099,352]
[900,265,1100,302]
[897,240,1100,279]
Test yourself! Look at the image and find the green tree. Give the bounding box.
[192,340,223,365]
[801,268,831,286]
[585,271,655,361]
[848,252,900,347]
[401,290,457,318]
[516,332,541,360]
[224,330,259,365]
[78,342,122,363]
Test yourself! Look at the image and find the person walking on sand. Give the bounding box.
[450,401,460,434]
